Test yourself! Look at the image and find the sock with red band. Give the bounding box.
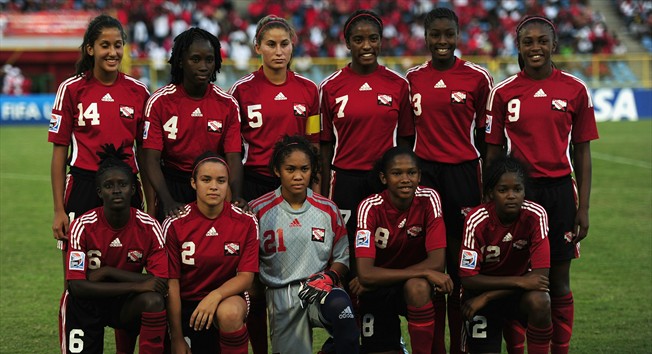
[527,324,553,354]
[551,292,574,354]
[138,310,166,354]
[220,326,249,354]
[503,320,526,354]
[408,302,435,354]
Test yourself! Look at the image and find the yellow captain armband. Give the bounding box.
[306,115,320,135]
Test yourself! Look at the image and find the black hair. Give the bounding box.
[423,7,459,37]
[343,9,383,43]
[269,135,320,186]
[191,151,229,181]
[516,16,557,70]
[483,155,528,196]
[168,27,222,84]
[75,14,126,78]
[95,143,133,187]
[371,146,420,191]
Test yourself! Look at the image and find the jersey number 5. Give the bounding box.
[247,104,263,128]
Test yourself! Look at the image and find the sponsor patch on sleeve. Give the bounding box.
[68,251,85,271]
[485,114,492,134]
[143,121,150,139]
[459,250,478,270]
[49,114,62,133]
[355,230,371,248]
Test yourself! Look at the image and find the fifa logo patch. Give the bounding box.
[551,99,568,112]
[450,91,467,104]
[143,121,150,139]
[49,114,62,133]
[224,242,240,256]
[485,114,492,134]
[207,120,223,133]
[377,94,392,106]
[407,225,423,238]
[120,105,135,119]
[356,230,371,248]
[69,251,85,271]
[460,250,477,269]
[127,249,143,263]
[311,227,325,243]
[293,103,307,117]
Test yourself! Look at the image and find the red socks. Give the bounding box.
[408,302,435,354]
[115,329,136,354]
[432,293,447,353]
[527,324,553,354]
[139,310,166,354]
[247,297,268,354]
[220,326,249,354]
[503,320,526,354]
[551,292,574,354]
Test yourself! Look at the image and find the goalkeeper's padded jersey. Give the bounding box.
[250,188,349,288]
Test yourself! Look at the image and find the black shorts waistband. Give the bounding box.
[529,175,572,187]
[162,165,192,183]
[244,168,280,185]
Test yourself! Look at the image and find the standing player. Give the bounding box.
[405,8,494,353]
[485,15,599,354]
[352,147,453,354]
[320,9,414,273]
[60,144,168,354]
[249,135,359,354]
[142,27,244,222]
[48,14,151,353]
[164,152,258,354]
[459,156,552,354]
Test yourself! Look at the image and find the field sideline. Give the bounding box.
[1,122,650,353]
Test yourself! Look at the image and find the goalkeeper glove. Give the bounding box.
[297,269,341,304]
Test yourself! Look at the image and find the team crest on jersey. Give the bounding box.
[356,230,371,248]
[564,231,574,243]
[450,91,467,104]
[207,120,223,133]
[127,249,143,263]
[513,240,528,250]
[224,242,240,256]
[293,103,307,117]
[407,225,423,238]
[485,114,492,133]
[69,251,85,271]
[377,94,392,106]
[120,105,135,119]
[460,207,473,217]
[460,250,477,270]
[551,98,568,112]
[311,227,326,243]
[49,114,62,133]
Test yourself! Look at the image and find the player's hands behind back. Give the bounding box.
[298,269,340,304]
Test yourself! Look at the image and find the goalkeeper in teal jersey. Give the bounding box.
[249,135,359,354]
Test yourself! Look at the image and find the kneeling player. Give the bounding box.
[60,144,168,354]
[459,156,552,354]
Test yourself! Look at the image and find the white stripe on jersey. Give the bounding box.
[69,211,99,250]
[136,210,165,247]
[487,74,518,111]
[415,187,443,218]
[318,69,344,126]
[231,203,260,240]
[211,85,242,123]
[161,204,192,237]
[60,290,69,353]
[53,76,83,111]
[464,61,494,88]
[560,71,593,107]
[124,75,150,94]
[145,84,177,117]
[70,132,79,167]
[384,66,410,85]
[357,194,384,230]
[405,61,429,76]
[463,207,489,249]
[522,200,549,239]
[294,73,319,90]
[228,73,255,95]
[249,191,277,210]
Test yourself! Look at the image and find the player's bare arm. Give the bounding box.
[573,141,592,243]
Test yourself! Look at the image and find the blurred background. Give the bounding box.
[1,0,651,122]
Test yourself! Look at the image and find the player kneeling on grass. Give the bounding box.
[163,152,259,354]
[249,135,359,354]
[60,144,168,354]
[351,146,453,354]
[459,156,552,354]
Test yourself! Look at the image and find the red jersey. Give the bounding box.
[163,202,259,301]
[66,208,167,281]
[406,59,493,163]
[485,69,599,178]
[229,68,320,176]
[48,72,150,173]
[320,65,414,171]
[458,200,550,277]
[355,187,446,269]
[142,84,241,172]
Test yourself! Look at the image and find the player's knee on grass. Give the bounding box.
[216,296,247,331]
[521,290,551,327]
[403,278,432,307]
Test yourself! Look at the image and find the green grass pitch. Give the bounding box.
[1,122,650,353]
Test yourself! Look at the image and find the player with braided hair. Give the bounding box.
[59,143,168,354]
[352,147,452,354]
[249,135,359,354]
[142,27,244,222]
[405,8,494,353]
[459,156,552,354]
[485,15,598,353]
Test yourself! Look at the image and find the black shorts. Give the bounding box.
[243,168,280,202]
[461,290,525,353]
[526,176,579,262]
[60,290,137,354]
[156,166,195,221]
[330,168,380,244]
[358,284,407,352]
